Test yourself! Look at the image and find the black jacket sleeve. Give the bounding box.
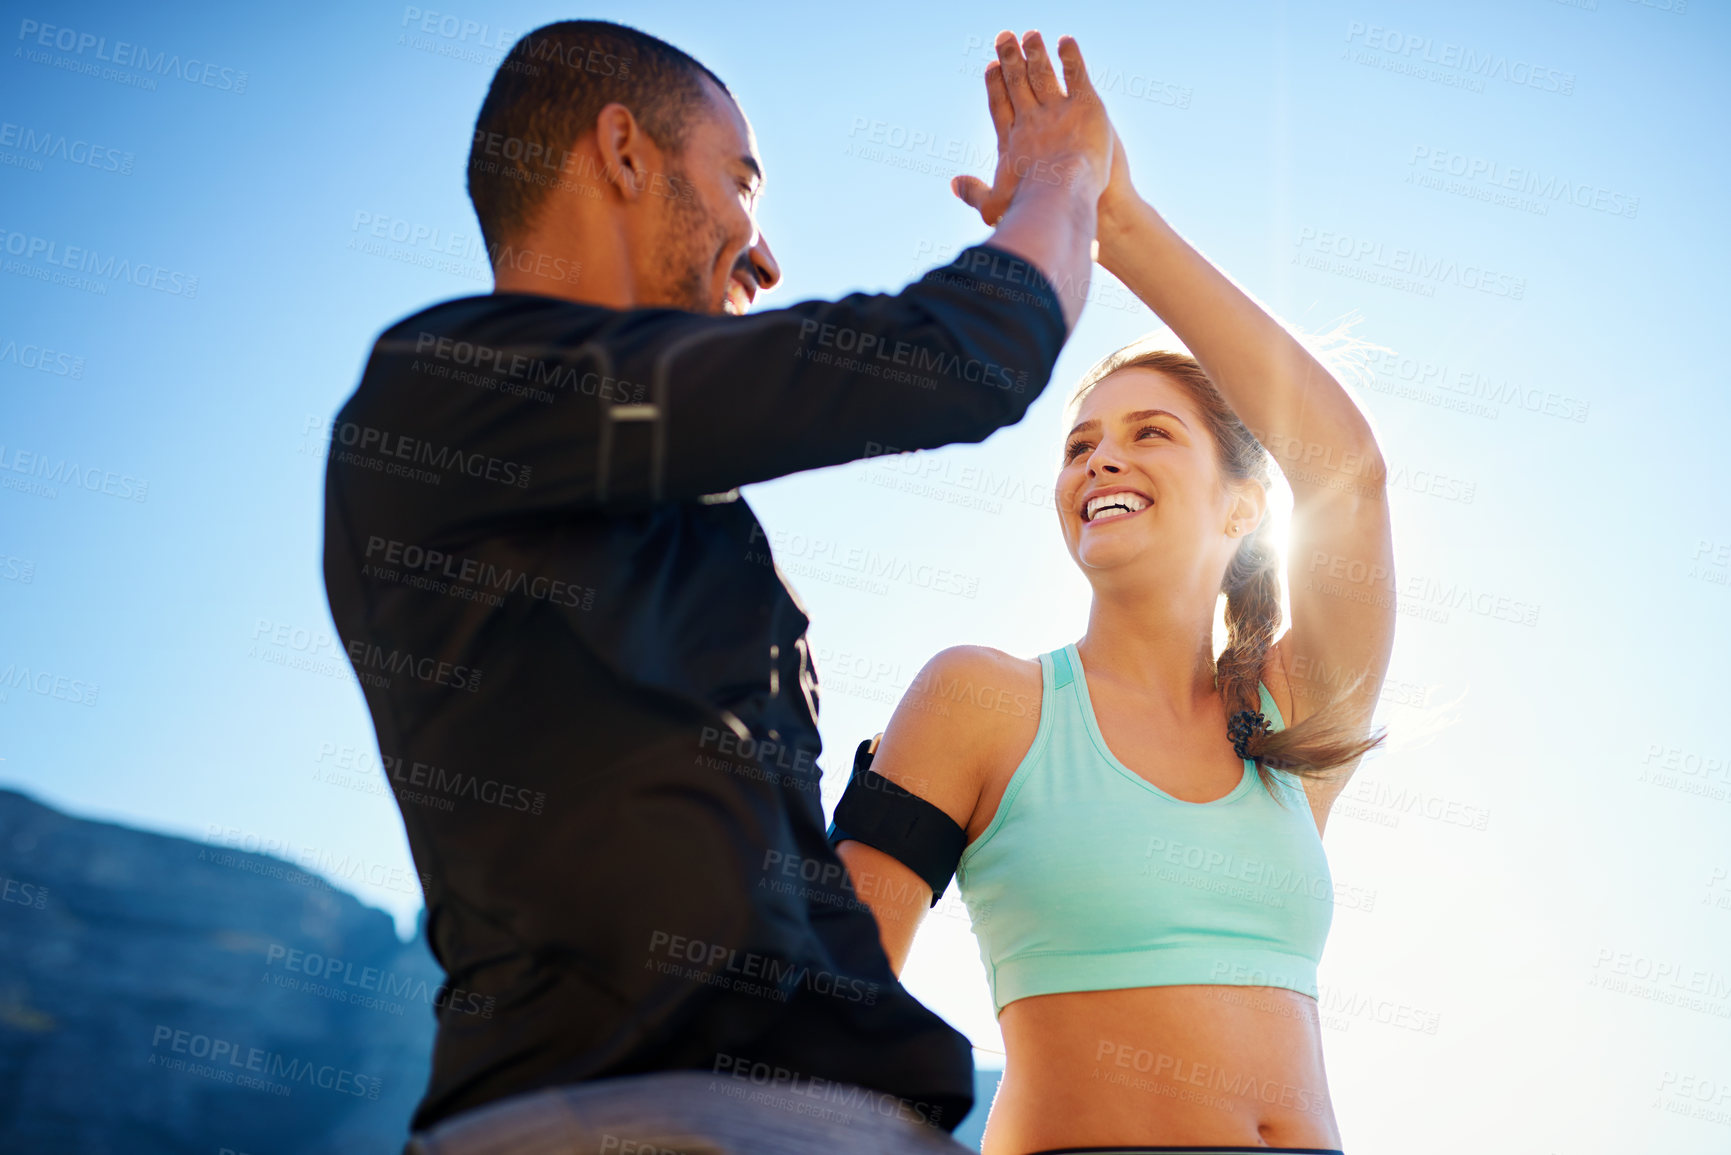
[341,244,1067,521]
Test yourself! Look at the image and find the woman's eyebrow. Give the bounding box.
[1066,408,1189,438]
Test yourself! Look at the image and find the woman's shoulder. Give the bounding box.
[902,645,1044,764]
[880,645,1043,767]
[909,644,1044,700]
[875,645,1047,836]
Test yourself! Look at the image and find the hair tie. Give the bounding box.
[1227,709,1271,759]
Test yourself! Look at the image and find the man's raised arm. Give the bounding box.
[339,30,1110,525]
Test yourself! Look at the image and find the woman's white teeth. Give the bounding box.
[1084,493,1150,522]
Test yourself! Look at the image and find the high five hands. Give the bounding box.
[951,32,1137,253]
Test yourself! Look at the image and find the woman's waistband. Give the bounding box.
[1027,1146,1344,1154]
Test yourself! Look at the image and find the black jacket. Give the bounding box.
[321,245,1067,1133]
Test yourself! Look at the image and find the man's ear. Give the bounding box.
[593,102,651,201]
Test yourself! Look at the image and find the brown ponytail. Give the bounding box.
[1069,341,1384,792]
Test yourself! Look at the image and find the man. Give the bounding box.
[322,19,1111,1154]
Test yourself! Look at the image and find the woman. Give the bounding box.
[828,33,1395,1155]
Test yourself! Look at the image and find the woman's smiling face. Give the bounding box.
[1056,366,1248,582]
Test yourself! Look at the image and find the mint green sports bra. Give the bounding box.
[955,643,1333,1014]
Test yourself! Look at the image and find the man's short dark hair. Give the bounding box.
[466,21,729,254]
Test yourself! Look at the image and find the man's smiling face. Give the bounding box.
[642,76,780,315]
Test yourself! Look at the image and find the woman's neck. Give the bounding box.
[1077,586,1220,715]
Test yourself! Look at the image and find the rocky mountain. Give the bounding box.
[0,786,1000,1152]
[0,786,438,1155]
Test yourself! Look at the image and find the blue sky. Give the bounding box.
[3,1,1728,1151]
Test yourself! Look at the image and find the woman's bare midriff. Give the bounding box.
[981,983,1340,1155]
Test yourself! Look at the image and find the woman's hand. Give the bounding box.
[1094,123,1143,269]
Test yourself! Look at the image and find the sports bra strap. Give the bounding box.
[1049,645,1075,689]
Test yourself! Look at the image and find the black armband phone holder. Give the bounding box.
[826,738,966,907]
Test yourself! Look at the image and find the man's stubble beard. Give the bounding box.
[644,168,730,314]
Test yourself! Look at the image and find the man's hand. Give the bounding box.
[951,31,1113,227]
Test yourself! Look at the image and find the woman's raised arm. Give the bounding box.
[1092,136,1395,811]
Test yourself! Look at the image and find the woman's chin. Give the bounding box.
[1073,536,1149,571]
